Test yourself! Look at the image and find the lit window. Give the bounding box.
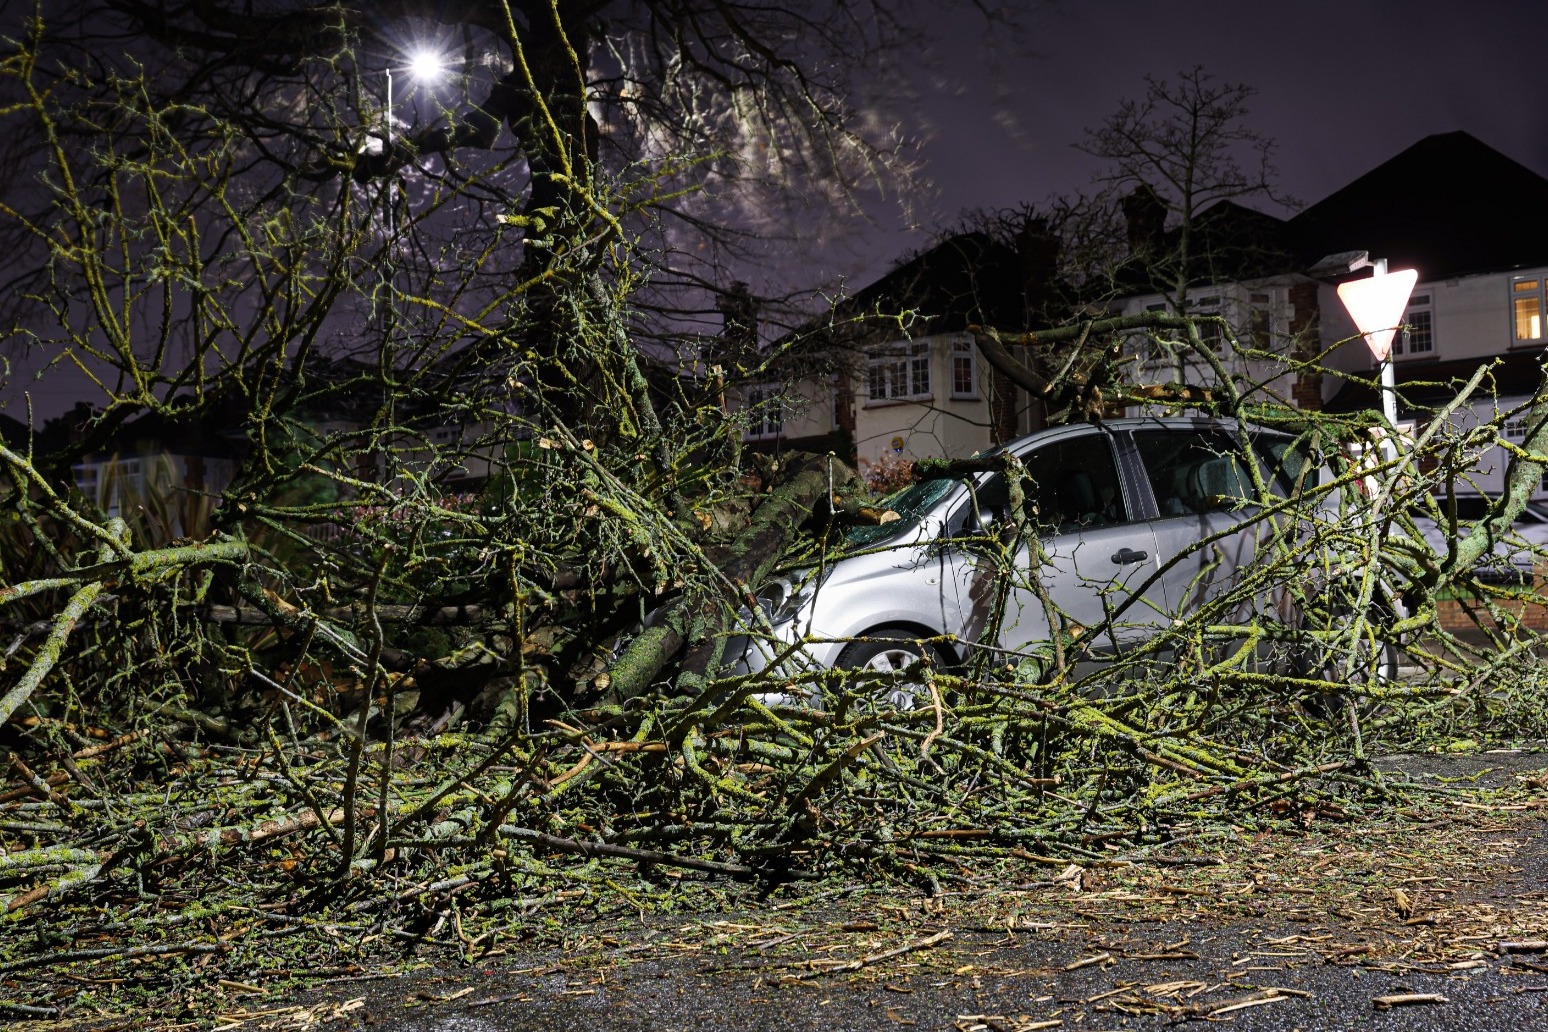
[951,339,977,399]
[1394,292,1434,358]
[1514,278,1545,342]
[866,341,931,402]
[744,384,783,439]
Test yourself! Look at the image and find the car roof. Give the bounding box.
[996,416,1250,455]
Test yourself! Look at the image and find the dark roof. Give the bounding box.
[0,412,27,449]
[1324,347,1547,414]
[843,231,1030,333]
[1291,132,1548,281]
[1115,198,1297,295]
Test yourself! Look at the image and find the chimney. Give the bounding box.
[1121,185,1167,256]
[1015,217,1060,322]
[712,281,759,370]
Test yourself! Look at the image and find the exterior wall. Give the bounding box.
[1420,393,1547,499]
[735,376,837,448]
[730,375,842,454]
[1113,278,1302,412]
[1437,590,1548,634]
[1320,265,1548,381]
[849,332,1015,476]
[1320,265,1548,500]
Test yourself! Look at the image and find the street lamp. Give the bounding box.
[1313,250,1419,462]
[377,48,447,472]
[383,48,448,152]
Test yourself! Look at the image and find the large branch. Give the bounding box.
[604,452,858,700]
[0,537,247,728]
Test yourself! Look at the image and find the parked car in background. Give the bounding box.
[732,416,1396,703]
[1410,497,1548,586]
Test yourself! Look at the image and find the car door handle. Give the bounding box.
[1111,547,1149,565]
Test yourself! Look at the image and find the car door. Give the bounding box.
[1130,426,1278,621]
[942,427,1166,664]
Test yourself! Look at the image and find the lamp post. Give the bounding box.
[376,50,447,479]
[1313,250,1419,464]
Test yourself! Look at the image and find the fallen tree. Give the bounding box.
[4,9,1548,1021]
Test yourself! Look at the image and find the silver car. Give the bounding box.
[1410,497,1548,586]
[733,417,1365,697]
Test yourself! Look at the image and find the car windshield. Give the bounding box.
[844,475,962,548]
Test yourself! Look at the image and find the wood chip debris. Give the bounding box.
[1206,991,1289,1017]
[954,1017,1062,1031]
[792,930,952,979]
[1372,992,1449,1009]
[1499,940,1548,954]
[1062,951,1114,971]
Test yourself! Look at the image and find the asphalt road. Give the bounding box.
[227,751,1548,1032]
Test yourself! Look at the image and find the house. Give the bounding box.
[54,401,243,537]
[1298,132,1548,500]
[735,228,1065,483]
[52,355,511,542]
[1103,131,1548,499]
[1104,195,1321,416]
[722,132,1548,500]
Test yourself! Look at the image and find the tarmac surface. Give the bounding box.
[219,751,1548,1032]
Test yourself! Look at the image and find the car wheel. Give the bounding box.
[834,630,951,712]
[1275,586,1399,720]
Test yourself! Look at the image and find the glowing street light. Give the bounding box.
[407,49,447,84]
[384,48,449,147]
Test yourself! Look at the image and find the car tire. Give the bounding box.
[1276,586,1399,720]
[834,629,952,712]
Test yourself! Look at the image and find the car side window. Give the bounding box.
[957,434,1128,535]
[1135,430,1264,516]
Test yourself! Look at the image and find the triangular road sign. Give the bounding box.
[1336,269,1418,361]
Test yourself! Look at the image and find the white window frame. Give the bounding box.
[1248,291,1275,352]
[866,340,931,403]
[1394,291,1434,359]
[950,338,978,400]
[1191,294,1226,355]
[1512,276,1546,344]
[743,383,783,440]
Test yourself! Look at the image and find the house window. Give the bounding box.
[1506,416,1528,442]
[1139,301,1171,364]
[950,339,977,399]
[867,341,930,402]
[72,464,100,505]
[1394,292,1433,358]
[1191,295,1225,354]
[1248,292,1273,351]
[1513,278,1545,342]
[744,384,782,439]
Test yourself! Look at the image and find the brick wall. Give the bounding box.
[1435,577,1548,634]
[1287,281,1323,412]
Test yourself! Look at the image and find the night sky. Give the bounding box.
[6,1,1546,422]
[855,0,1548,279]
